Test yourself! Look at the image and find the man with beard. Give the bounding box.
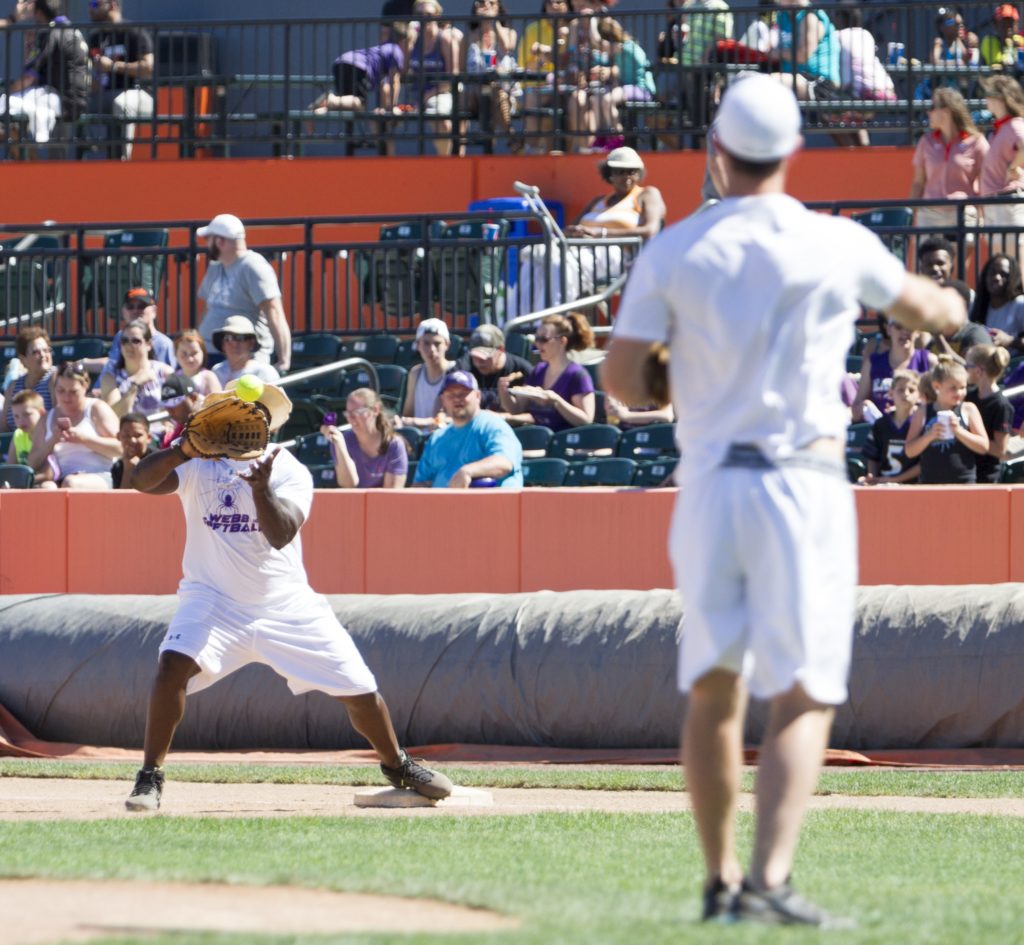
[195,214,291,373]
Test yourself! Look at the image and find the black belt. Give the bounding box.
[721,443,846,479]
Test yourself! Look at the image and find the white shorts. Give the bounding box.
[670,461,856,705]
[159,586,378,697]
[983,199,1024,254]
[915,204,978,245]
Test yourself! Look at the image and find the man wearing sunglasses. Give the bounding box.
[196,213,291,375]
[86,0,154,160]
[94,287,175,381]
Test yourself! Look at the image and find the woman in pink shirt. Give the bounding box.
[911,87,987,253]
[980,75,1024,261]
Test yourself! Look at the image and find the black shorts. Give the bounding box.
[333,62,373,101]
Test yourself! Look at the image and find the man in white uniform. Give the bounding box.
[602,75,966,926]
[125,381,451,810]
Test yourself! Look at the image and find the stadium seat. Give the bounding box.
[0,463,34,488]
[0,233,66,323]
[564,457,638,487]
[291,333,342,369]
[514,424,553,457]
[405,459,418,484]
[504,330,533,361]
[340,334,400,364]
[432,218,510,324]
[852,207,913,263]
[523,456,569,486]
[616,423,678,460]
[51,337,109,365]
[999,459,1024,483]
[0,431,13,457]
[396,425,425,460]
[846,354,863,374]
[79,227,169,313]
[274,397,324,443]
[547,423,620,459]
[847,422,872,450]
[632,459,677,487]
[846,452,867,483]
[358,220,444,320]
[306,463,339,488]
[374,363,408,409]
[339,365,378,399]
[297,433,333,466]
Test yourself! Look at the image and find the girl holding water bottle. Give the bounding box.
[904,356,989,483]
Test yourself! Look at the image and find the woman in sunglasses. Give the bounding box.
[27,360,121,490]
[99,317,173,421]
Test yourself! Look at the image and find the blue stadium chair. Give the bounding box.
[547,423,620,459]
[632,459,676,487]
[396,425,425,460]
[514,424,553,456]
[616,423,678,460]
[340,334,400,364]
[0,463,34,488]
[306,463,339,488]
[564,457,638,487]
[847,422,872,450]
[523,457,569,486]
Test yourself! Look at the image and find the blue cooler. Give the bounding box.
[468,196,565,287]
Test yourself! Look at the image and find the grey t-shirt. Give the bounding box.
[197,251,282,363]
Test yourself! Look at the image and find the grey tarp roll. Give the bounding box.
[0,586,1022,751]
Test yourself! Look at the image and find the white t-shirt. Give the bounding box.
[613,193,906,482]
[212,359,281,388]
[175,447,314,605]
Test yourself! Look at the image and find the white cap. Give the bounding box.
[415,317,451,344]
[713,74,801,163]
[603,146,644,170]
[197,213,246,240]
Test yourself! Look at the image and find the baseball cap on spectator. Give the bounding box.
[996,3,1019,19]
[211,314,258,352]
[415,317,451,344]
[603,146,645,170]
[159,374,197,408]
[713,73,801,163]
[197,213,246,240]
[469,324,505,356]
[442,369,479,392]
[123,287,155,308]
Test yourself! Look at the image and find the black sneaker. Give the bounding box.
[734,879,856,929]
[701,877,740,922]
[380,750,453,800]
[125,767,164,812]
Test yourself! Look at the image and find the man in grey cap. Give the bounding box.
[196,213,291,374]
[603,74,966,927]
[455,323,533,414]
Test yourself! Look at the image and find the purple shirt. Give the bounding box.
[341,430,408,487]
[867,348,932,413]
[525,360,595,432]
[339,43,405,86]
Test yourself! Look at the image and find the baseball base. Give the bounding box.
[354,786,494,808]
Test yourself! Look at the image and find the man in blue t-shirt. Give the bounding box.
[414,370,523,488]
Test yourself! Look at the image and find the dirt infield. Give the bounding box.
[2,778,1022,945]
[2,777,1023,821]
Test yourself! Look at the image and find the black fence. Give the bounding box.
[0,3,1018,160]
[0,210,641,340]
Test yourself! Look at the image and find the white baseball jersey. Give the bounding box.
[614,193,907,482]
[175,447,314,605]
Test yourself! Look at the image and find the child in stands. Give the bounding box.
[5,389,45,467]
[905,356,989,483]
[860,369,921,484]
[111,412,153,490]
[965,343,1014,483]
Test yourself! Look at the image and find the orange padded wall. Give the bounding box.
[0,486,1018,595]
[0,148,915,229]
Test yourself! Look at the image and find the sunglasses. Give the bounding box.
[222,333,254,343]
[122,336,146,346]
[58,361,89,377]
[534,333,559,343]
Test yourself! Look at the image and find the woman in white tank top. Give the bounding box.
[28,362,122,489]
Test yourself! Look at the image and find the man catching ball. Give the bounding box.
[125,379,451,810]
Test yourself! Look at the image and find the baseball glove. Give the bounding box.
[183,396,270,461]
[643,342,671,408]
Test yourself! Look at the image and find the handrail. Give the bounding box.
[503,272,629,334]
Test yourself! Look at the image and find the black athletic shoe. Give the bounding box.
[734,879,856,929]
[701,877,740,922]
[380,750,453,800]
[125,767,164,812]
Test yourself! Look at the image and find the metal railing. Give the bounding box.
[0,3,1018,160]
[0,208,642,340]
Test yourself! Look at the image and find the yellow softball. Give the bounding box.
[235,374,265,403]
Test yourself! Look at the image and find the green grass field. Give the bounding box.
[1,762,1022,945]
